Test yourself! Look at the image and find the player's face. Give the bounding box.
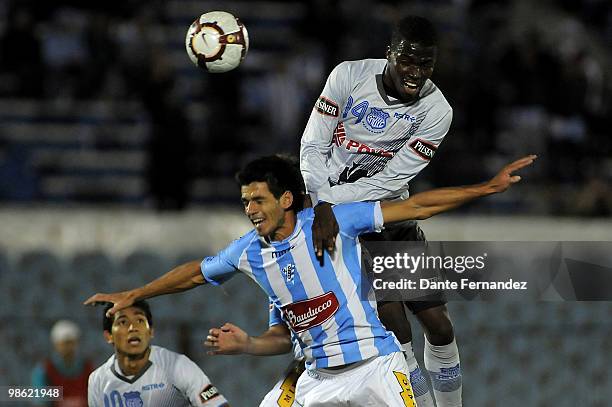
[107,307,153,357]
[386,40,436,101]
[241,181,292,238]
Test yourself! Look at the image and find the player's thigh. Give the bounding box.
[353,353,417,407]
[295,372,348,407]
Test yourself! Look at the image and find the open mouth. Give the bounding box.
[251,218,264,228]
[402,78,420,90]
[128,337,142,346]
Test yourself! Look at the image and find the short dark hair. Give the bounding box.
[391,16,438,49]
[235,155,306,212]
[103,300,153,332]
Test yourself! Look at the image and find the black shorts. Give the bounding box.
[360,220,447,314]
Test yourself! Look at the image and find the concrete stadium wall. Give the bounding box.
[0,208,610,259]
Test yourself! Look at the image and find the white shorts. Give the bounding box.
[260,359,304,407]
[294,352,416,407]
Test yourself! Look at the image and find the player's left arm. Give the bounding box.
[328,108,452,203]
[206,322,292,356]
[174,355,230,406]
[381,155,536,223]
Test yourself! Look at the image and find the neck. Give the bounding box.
[116,347,151,376]
[268,211,297,242]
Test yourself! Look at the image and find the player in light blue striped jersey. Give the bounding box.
[85,154,534,406]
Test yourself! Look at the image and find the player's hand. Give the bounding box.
[312,202,339,264]
[83,291,137,318]
[486,155,537,193]
[205,322,249,355]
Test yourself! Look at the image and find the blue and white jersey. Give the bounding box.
[201,202,401,369]
[88,346,228,407]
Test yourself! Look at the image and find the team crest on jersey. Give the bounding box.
[123,391,143,407]
[363,107,390,133]
[282,263,296,284]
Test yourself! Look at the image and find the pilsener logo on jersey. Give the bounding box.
[282,292,339,333]
[409,138,437,160]
[314,96,339,117]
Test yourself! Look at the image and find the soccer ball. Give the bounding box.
[185,11,249,73]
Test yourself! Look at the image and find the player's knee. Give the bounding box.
[418,308,455,345]
[377,301,412,343]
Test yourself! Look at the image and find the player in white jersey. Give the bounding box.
[85,154,534,406]
[300,15,459,407]
[87,300,229,407]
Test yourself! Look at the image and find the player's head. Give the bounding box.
[103,301,154,357]
[386,15,438,101]
[236,155,306,237]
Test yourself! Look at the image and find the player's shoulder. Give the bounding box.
[333,59,385,77]
[421,79,452,114]
[88,353,115,383]
[220,229,259,258]
[150,345,183,366]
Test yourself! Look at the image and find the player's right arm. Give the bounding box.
[301,62,352,257]
[87,372,101,407]
[381,155,536,223]
[85,235,251,316]
[84,260,206,316]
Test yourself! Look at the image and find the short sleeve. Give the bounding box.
[332,202,382,238]
[201,232,255,285]
[87,372,100,407]
[268,300,283,328]
[174,355,229,406]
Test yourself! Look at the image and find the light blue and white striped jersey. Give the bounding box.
[201,202,401,369]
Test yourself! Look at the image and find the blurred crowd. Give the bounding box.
[0,0,610,214]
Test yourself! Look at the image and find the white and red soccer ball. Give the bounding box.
[185,11,249,73]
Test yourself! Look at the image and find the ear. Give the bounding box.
[280,191,294,210]
[104,330,113,345]
[150,327,155,339]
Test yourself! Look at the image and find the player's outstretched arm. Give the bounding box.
[381,155,537,223]
[84,260,206,317]
[205,322,292,356]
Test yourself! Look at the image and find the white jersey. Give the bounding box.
[300,58,452,204]
[201,203,401,370]
[88,346,229,407]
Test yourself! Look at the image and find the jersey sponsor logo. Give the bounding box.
[332,123,346,147]
[409,138,437,160]
[123,391,144,407]
[272,246,295,258]
[282,292,339,333]
[200,384,220,402]
[394,112,416,123]
[333,123,394,158]
[363,107,390,133]
[314,96,339,117]
[141,383,165,391]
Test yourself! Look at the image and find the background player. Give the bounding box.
[300,15,459,407]
[88,300,229,407]
[85,154,534,405]
[32,319,93,407]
